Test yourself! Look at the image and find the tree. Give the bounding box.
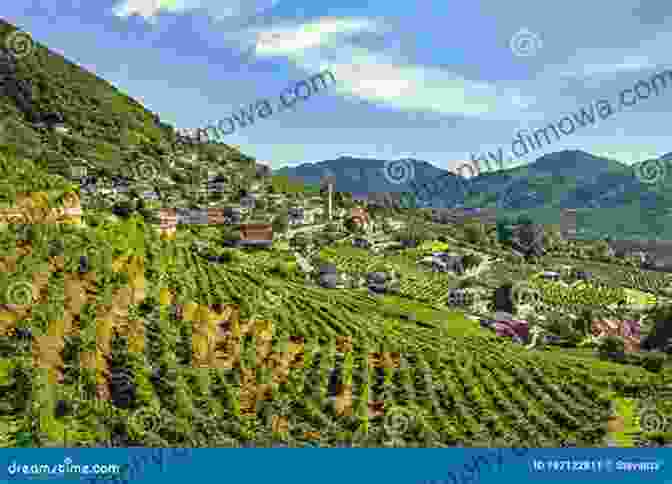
[514,223,545,259]
[344,217,364,234]
[573,309,593,336]
[496,217,514,244]
[290,233,311,252]
[490,282,515,314]
[642,305,672,353]
[463,222,486,245]
[462,253,482,270]
[272,214,289,235]
[599,335,625,358]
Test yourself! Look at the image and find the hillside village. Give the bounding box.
[0,20,670,448]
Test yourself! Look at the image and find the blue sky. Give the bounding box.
[6,0,672,172]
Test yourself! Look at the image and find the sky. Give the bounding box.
[4,0,672,173]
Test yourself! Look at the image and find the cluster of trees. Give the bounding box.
[495,215,545,258]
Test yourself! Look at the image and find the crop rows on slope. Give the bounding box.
[530,280,626,309]
[614,268,671,295]
[398,273,455,304]
[320,247,457,304]
[1,220,664,447]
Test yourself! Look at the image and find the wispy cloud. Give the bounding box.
[111,0,279,23]
[250,16,539,121]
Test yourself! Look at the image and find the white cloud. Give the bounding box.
[112,0,279,23]
[111,0,183,22]
[248,17,541,121]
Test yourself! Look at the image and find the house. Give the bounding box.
[447,289,473,306]
[592,319,641,352]
[480,314,529,343]
[648,257,672,273]
[288,207,305,225]
[220,207,242,224]
[207,208,226,225]
[352,238,370,249]
[256,163,272,178]
[349,207,371,230]
[575,270,592,280]
[41,112,68,133]
[176,208,208,225]
[238,223,273,248]
[207,175,227,193]
[540,271,561,281]
[442,255,464,275]
[240,195,256,210]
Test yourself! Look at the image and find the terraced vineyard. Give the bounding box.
[611,268,672,295]
[320,246,458,305]
[528,280,627,314]
[1,210,667,447]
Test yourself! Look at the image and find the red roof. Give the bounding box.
[240,223,273,241]
[350,207,369,223]
[592,319,641,352]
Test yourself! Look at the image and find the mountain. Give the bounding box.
[277,150,672,240]
[274,156,451,195]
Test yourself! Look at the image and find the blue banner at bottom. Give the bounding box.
[1,448,668,484]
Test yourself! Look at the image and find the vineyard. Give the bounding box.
[319,246,459,305]
[527,280,627,313]
[1,208,669,447]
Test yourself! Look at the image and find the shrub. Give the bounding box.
[641,351,666,373]
[599,335,625,355]
[462,253,482,270]
[458,277,479,289]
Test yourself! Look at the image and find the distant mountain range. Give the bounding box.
[274,150,672,240]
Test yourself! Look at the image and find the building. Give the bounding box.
[288,207,305,225]
[350,207,371,230]
[560,209,578,239]
[256,163,272,178]
[447,289,474,306]
[592,319,641,353]
[540,271,561,281]
[239,223,274,248]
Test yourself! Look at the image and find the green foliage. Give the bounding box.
[599,335,625,355]
[640,352,666,373]
[462,253,482,270]
[272,214,289,234]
